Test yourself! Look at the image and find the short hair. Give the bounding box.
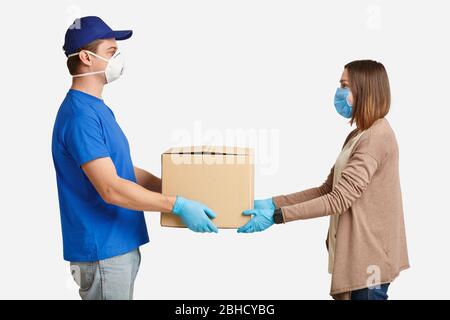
[345,60,391,130]
[66,39,103,75]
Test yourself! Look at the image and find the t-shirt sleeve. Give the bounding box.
[65,115,110,167]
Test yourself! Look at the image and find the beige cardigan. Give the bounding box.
[273,118,410,297]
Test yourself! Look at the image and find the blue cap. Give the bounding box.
[63,16,133,57]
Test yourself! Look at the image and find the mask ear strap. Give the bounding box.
[72,71,105,78]
[67,51,109,62]
[68,50,108,78]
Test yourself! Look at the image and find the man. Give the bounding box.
[52,16,218,300]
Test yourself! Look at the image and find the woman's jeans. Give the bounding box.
[351,283,390,300]
[70,248,141,300]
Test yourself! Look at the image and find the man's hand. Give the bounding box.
[172,196,219,233]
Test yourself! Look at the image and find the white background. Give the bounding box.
[0,0,449,299]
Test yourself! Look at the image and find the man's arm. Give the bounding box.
[82,157,174,212]
[134,166,162,193]
[82,157,219,233]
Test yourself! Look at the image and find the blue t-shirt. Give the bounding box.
[52,89,149,262]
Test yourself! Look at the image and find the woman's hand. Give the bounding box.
[237,198,276,233]
[254,198,276,210]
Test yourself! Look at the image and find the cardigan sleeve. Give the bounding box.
[272,166,334,208]
[280,129,383,222]
[272,128,359,209]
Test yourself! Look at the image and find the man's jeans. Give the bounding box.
[351,283,390,300]
[70,248,141,300]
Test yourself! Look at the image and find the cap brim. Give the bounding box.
[102,30,133,41]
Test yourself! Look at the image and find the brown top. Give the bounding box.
[328,129,366,275]
[273,118,410,297]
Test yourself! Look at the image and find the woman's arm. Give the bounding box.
[272,166,334,207]
[279,130,382,222]
[272,128,359,208]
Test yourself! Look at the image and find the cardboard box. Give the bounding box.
[161,146,254,229]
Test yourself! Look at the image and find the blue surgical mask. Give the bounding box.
[334,87,353,118]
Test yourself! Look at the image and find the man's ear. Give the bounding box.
[78,51,93,67]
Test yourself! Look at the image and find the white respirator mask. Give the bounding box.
[68,50,125,83]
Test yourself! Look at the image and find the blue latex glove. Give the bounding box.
[172,196,219,233]
[237,198,276,233]
[254,198,276,211]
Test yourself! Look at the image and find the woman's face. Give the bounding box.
[340,69,354,106]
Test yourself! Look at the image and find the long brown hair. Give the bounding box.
[345,60,391,130]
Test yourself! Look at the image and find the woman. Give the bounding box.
[238,60,410,300]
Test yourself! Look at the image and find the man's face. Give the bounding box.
[78,38,118,82]
[92,38,118,63]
